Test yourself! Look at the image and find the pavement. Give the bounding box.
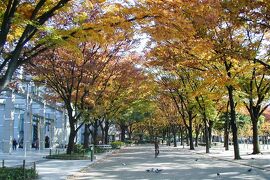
[0,148,114,180]
[0,143,270,179]
[68,144,270,180]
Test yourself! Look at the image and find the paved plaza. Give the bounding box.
[68,144,270,180]
[1,144,270,179]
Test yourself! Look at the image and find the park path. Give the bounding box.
[68,144,270,180]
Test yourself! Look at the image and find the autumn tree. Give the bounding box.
[0,0,76,91]
[29,30,131,153]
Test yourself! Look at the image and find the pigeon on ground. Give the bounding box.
[155,169,163,173]
[122,163,126,166]
[247,168,252,172]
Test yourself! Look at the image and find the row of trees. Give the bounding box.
[1,1,270,159]
[141,0,270,159]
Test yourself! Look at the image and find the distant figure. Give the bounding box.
[35,138,39,150]
[154,140,159,158]
[45,136,50,148]
[12,138,17,150]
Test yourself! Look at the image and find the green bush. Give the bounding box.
[111,141,125,149]
[94,146,106,153]
[73,144,85,154]
[124,140,133,144]
[46,153,91,160]
[0,167,38,180]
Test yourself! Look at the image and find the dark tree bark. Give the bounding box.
[185,129,189,146]
[0,0,72,92]
[203,117,210,153]
[208,120,213,148]
[251,115,260,154]
[224,60,241,160]
[172,125,177,147]
[89,119,99,145]
[120,124,126,142]
[227,85,241,159]
[224,112,230,151]
[167,127,171,146]
[104,120,110,144]
[180,127,184,145]
[188,112,194,150]
[83,124,91,149]
[195,125,201,147]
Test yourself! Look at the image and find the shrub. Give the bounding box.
[124,140,133,144]
[0,167,38,180]
[94,146,106,153]
[46,153,91,160]
[73,144,85,154]
[111,141,125,149]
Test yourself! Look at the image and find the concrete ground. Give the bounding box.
[0,148,111,180]
[68,144,270,180]
[1,144,270,179]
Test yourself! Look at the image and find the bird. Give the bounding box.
[247,168,252,172]
[217,173,220,176]
[146,169,150,172]
[195,158,198,161]
[251,158,255,160]
[155,169,162,173]
[122,163,126,166]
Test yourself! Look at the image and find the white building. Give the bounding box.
[0,81,68,153]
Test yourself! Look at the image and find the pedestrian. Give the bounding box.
[12,138,17,150]
[154,139,159,158]
[35,138,39,150]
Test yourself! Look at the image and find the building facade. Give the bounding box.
[0,81,68,153]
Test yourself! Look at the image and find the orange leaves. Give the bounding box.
[17,2,35,19]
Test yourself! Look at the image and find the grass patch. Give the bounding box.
[46,153,92,160]
[0,167,38,180]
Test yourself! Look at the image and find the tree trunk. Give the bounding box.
[67,127,76,154]
[120,124,126,142]
[186,129,189,146]
[208,120,213,148]
[195,126,200,147]
[228,85,241,159]
[128,124,133,140]
[252,118,260,154]
[91,119,99,145]
[167,127,171,146]
[188,113,194,150]
[83,124,90,149]
[104,120,110,144]
[204,117,210,153]
[224,110,230,151]
[180,127,184,145]
[172,126,177,147]
[188,126,194,150]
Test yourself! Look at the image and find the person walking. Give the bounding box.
[12,138,17,150]
[154,140,159,158]
[35,138,39,150]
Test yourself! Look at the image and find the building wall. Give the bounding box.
[0,90,69,153]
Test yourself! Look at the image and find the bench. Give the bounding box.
[95,144,112,149]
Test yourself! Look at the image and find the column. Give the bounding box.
[3,91,15,153]
[24,84,33,150]
[39,102,46,150]
[50,109,56,148]
[62,110,67,148]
